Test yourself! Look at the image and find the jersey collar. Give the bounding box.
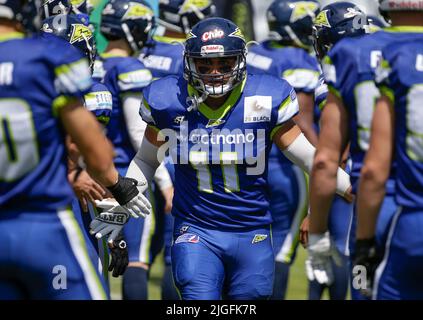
[384,26,423,33]
[100,52,128,59]
[153,35,185,44]
[0,32,25,42]
[188,76,247,120]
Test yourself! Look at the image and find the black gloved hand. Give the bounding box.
[108,234,129,278]
[107,175,140,206]
[353,237,382,298]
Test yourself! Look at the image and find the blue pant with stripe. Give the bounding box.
[0,209,108,299]
[374,206,423,299]
[349,194,397,300]
[172,218,274,300]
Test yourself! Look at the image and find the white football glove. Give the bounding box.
[306,231,342,285]
[106,176,152,218]
[89,205,130,243]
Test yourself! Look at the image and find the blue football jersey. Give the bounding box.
[246,41,320,94]
[139,74,299,229]
[313,75,328,134]
[322,28,421,193]
[93,53,152,167]
[84,81,113,126]
[376,34,423,208]
[139,35,184,79]
[0,33,92,211]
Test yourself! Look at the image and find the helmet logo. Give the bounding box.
[122,2,154,20]
[229,27,245,41]
[201,29,224,42]
[290,1,319,23]
[180,0,211,14]
[70,23,93,44]
[314,9,331,27]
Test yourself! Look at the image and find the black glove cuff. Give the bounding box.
[107,175,139,206]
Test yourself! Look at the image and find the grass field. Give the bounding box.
[110,246,336,300]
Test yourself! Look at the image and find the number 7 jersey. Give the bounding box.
[140,73,299,230]
[0,34,92,212]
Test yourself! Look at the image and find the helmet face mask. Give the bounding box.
[186,55,246,96]
[184,18,247,98]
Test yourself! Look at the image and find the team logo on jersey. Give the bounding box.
[252,234,268,244]
[244,96,272,123]
[122,2,154,20]
[174,115,185,124]
[201,29,224,42]
[314,9,331,28]
[70,23,93,44]
[180,0,211,14]
[206,119,226,128]
[175,233,200,244]
[229,27,245,41]
[180,225,190,234]
[290,1,319,23]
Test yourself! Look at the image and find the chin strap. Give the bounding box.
[186,90,209,112]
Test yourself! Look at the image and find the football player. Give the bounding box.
[138,0,215,300]
[0,0,150,299]
[93,0,172,299]
[94,17,352,299]
[355,1,423,299]
[246,0,320,299]
[307,0,423,299]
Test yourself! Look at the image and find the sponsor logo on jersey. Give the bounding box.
[290,1,319,23]
[123,2,154,20]
[314,9,331,28]
[205,118,226,128]
[244,96,272,123]
[175,233,200,244]
[201,45,224,55]
[201,29,224,42]
[252,234,268,244]
[70,23,93,44]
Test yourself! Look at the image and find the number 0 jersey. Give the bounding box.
[376,32,423,208]
[0,33,92,212]
[140,73,299,229]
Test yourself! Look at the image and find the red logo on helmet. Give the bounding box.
[201,29,224,42]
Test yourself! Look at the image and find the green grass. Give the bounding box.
[110,246,324,300]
